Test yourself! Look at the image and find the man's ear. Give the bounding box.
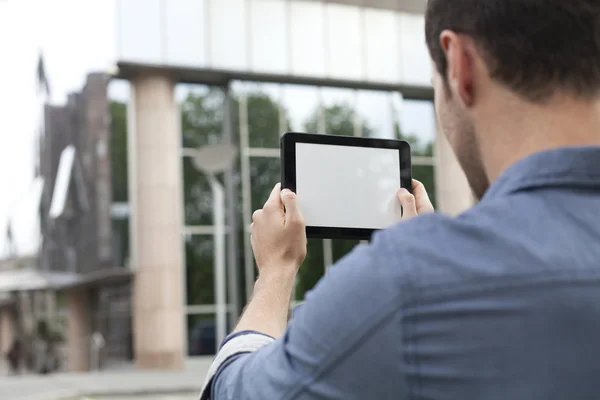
[439,30,476,107]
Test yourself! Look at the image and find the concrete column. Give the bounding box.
[0,306,16,355]
[129,73,185,369]
[435,127,475,215]
[66,288,90,372]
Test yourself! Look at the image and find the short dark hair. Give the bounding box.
[425,1,600,102]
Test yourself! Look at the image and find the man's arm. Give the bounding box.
[199,180,432,399]
[234,271,296,337]
[205,241,410,400]
[233,184,305,337]
[199,184,305,397]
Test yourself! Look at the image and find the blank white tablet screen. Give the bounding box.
[295,142,402,230]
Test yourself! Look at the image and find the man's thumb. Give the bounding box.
[281,189,301,222]
[397,188,418,220]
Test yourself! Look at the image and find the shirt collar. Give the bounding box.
[482,146,600,200]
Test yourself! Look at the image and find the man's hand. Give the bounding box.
[233,184,306,338]
[397,179,435,220]
[251,183,307,277]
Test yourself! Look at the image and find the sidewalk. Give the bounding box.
[0,358,212,400]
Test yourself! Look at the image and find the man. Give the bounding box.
[200,1,600,398]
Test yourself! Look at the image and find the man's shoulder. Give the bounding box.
[369,203,524,298]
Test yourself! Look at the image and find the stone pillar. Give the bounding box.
[129,73,185,369]
[66,288,90,372]
[435,127,475,215]
[0,306,16,355]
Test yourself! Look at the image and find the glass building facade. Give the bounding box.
[112,0,467,359]
[174,83,435,355]
[116,0,431,85]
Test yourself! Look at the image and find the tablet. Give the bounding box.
[280,132,412,239]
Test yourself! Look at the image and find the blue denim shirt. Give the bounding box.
[205,146,600,400]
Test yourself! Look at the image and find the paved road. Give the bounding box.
[0,358,212,400]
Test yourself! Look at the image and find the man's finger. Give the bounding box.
[412,179,435,213]
[281,189,303,225]
[397,188,418,219]
[264,183,283,210]
[412,179,429,200]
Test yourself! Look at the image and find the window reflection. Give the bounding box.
[179,86,224,149]
[310,87,356,136]
[250,157,280,211]
[209,0,248,70]
[187,313,216,356]
[295,239,325,301]
[325,4,363,79]
[165,0,206,66]
[118,0,162,62]
[250,0,287,73]
[332,239,361,264]
[186,235,215,305]
[356,90,394,139]
[364,8,401,83]
[399,13,431,85]
[112,218,129,268]
[281,85,320,132]
[289,1,326,77]
[182,158,215,226]
[246,83,285,148]
[397,99,436,156]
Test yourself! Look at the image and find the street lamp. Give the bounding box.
[192,143,238,349]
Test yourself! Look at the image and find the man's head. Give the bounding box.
[425,0,600,198]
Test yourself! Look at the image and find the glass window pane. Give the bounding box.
[289,2,326,77]
[281,84,319,132]
[397,99,436,156]
[187,313,216,355]
[399,13,431,85]
[209,0,248,70]
[413,164,437,207]
[183,157,214,226]
[332,239,361,264]
[295,239,324,301]
[247,83,283,148]
[179,86,224,149]
[357,90,394,139]
[112,218,129,268]
[110,100,128,202]
[325,4,363,80]
[364,9,401,83]
[250,157,280,212]
[117,0,162,63]
[250,0,287,73]
[186,235,215,305]
[165,0,206,67]
[305,88,355,136]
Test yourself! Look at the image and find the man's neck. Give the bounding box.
[477,93,600,183]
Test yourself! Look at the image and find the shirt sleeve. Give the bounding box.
[200,241,410,400]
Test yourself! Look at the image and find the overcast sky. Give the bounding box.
[0,0,434,258]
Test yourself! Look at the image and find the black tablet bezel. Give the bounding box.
[280,132,412,240]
